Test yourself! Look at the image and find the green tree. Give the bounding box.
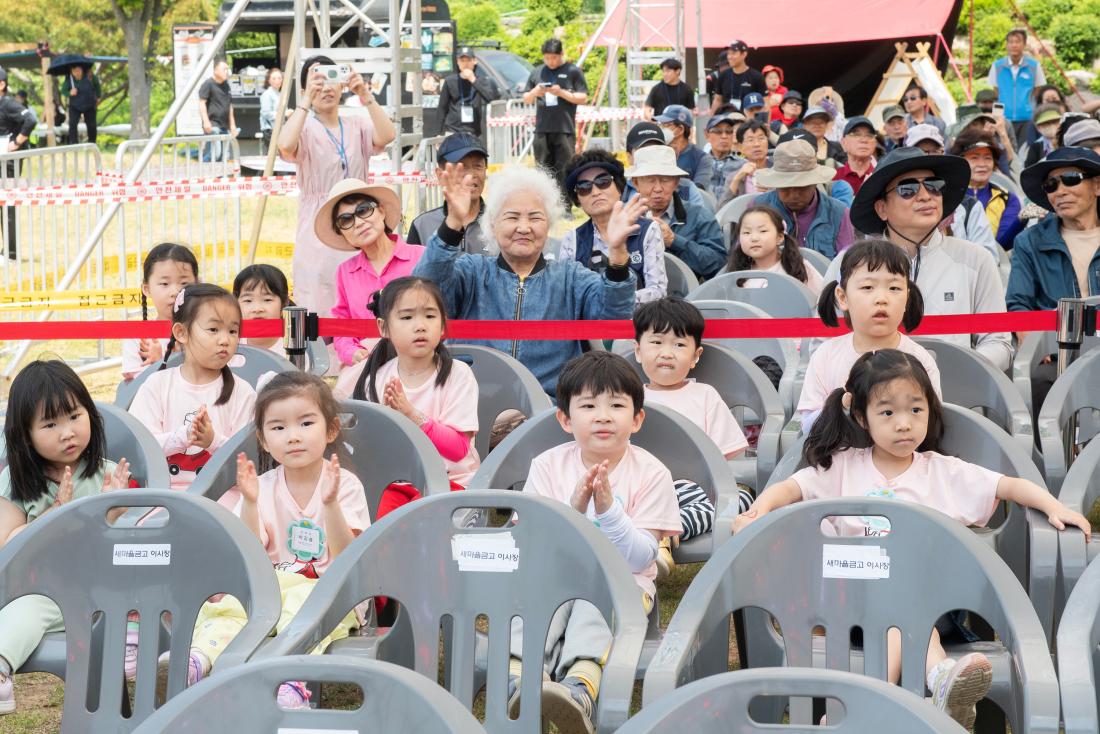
[529,0,582,26]
[1048,14,1100,67]
[454,3,503,41]
[1018,0,1075,35]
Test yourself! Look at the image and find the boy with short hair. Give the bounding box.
[510,351,680,734]
[632,297,755,573]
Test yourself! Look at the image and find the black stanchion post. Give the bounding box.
[1055,297,1098,468]
[282,306,309,372]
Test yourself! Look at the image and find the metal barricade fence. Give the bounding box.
[413,135,446,215]
[486,99,536,166]
[0,144,107,366]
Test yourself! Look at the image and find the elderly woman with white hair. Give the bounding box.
[414,164,646,394]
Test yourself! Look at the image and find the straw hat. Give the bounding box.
[313,178,402,251]
[754,139,837,188]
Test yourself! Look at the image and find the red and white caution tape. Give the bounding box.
[487,106,645,128]
[0,171,435,206]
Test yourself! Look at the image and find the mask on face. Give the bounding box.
[662,127,676,144]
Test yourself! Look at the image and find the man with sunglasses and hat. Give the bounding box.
[558,150,667,303]
[834,146,1014,370]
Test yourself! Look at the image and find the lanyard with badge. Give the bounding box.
[459,78,476,124]
[317,115,349,174]
[543,66,559,108]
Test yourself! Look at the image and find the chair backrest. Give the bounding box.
[1037,347,1100,496]
[1051,437,1100,606]
[643,497,1059,730]
[912,337,1034,459]
[470,404,734,505]
[260,491,647,733]
[716,193,756,247]
[663,252,700,298]
[697,187,718,213]
[622,668,965,733]
[449,344,553,459]
[800,246,832,275]
[188,400,451,519]
[0,490,282,731]
[688,270,817,319]
[618,342,785,489]
[114,344,297,409]
[131,655,487,734]
[1057,556,1100,734]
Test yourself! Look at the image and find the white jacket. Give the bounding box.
[821,231,1014,372]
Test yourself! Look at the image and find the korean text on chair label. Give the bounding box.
[112,543,171,566]
[822,544,890,579]
[451,532,520,572]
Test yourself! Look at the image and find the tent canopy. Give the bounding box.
[601,0,958,49]
[0,50,127,71]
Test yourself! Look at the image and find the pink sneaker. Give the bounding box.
[124,628,140,681]
[155,650,207,703]
[0,671,14,715]
[276,681,311,710]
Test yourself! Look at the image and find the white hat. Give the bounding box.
[905,123,944,148]
[625,144,689,179]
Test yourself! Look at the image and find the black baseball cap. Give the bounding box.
[728,40,749,52]
[0,68,7,83]
[778,128,817,147]
[457,46,475,58]
[626,122,665,152]
[541,39,563,54]
[437,132,489,165]
[660,58,682,70]
[975,89,997,103]
[843,116,875,136]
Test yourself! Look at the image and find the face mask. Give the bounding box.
[662,127,676,143]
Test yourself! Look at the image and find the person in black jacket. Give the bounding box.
[0,68,36,259]
[60,65,101,144]
[435,47,501,138]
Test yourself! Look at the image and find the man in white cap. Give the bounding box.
[627,144,726,279]
[753,139,855,258]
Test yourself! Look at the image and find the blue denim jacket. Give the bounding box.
[413,231,637,394]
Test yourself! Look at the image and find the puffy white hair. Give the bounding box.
[480,165,567,255]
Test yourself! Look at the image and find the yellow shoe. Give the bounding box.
[656,538,675,578]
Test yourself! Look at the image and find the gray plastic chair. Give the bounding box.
[621,667,966,733]
[0,490,282,732]
[728,404,1059,646]
[688,270,817,319]
[257,491,647,734]
[449,344,553,459]
[691,299,800,418]
[643,498,1060,733]
[188,400,451,520]
[800,246,832,276]
[913,337,1036,463]
[114,344,298,409]
[663,252,700,298]
[615,341,784,491]
[1037,347,1100,497]
[130,655,487,734]
[1051,436,1100,624]
[1012,330,1100,418]
[1057,556,1100,734]
[716,193,756,248]
[470,404,737,563]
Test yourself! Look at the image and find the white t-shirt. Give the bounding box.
[525,442,681,598]
[797,333,941,420]
[643,380,748,457]
[791,447,1002,537]
[128,366,257,490]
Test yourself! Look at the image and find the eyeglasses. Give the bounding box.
[574,174,616,196]
[1041,172,1094,194]
[885,177,947,199]
[335,201,380,230]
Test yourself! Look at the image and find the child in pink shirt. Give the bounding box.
[728,206,825,296]
[798,238,940,435]
[123,243,199,380]
[233,264,291,358]
[632,297,753,576]
[164,372,370,709]
[335,277,479,510]
[510,351,680,734]
[128,284,256,491]
[735,349,1090,730]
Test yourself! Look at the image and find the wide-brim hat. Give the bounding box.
[625,144,688,179]
[314,178,402,251]
[1021,146,1100,211]
[754,139,837,188]
[849,147,971,235]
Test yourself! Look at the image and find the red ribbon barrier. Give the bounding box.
[0,311,1057,342]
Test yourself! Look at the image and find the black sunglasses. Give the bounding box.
[885,177,946,199]
[1041,171,1094,194]
[335,201,380,230]
[904,94,922,102]
[574,174,616,196]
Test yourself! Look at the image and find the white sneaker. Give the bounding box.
[930,653,992,729]
[0,671,15,715]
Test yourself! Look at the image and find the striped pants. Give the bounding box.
[673,480,754,540]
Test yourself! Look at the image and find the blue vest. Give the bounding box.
[573,218,652,288]
[756,189,846,259]
[993,57,1041,122]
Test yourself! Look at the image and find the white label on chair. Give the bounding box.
[451,532,519,572]
[821,544,889,579]
[112,543,172,566]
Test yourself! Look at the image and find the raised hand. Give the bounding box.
[320,453,342,505]
[53,466,74,508]
[382,378,416,420]
[591,461,614,514]
[188,405,215,449]
[439,162,475,228]
[605,197,647,262]
[102,459,131,492]
[347,72,373,104]
[570,463,600,514]
[303,70,326,109]
[236,452,260,504]
[138,338,163,366]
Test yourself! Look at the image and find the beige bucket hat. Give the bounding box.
[754,139,838,188]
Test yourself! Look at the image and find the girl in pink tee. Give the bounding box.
[123,243,199,380]
[728,206,825,296]
[128,284,256,490]
[735,349,1090,729]
[337,277,479,513]
[798,238,940,434]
